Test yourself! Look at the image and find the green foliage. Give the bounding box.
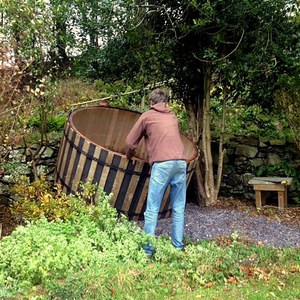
[275,73,300,150]
[73,39,139,81]
[28,113,66,133]
[1,0,131,79]
[11,176,99,222]
[11,175,68,222]
[1,184,147,295]
[211,100,292,140]
[1,221,299,299]
[94,79,142,108]
[0,160,31,182]
[46,114,66,132]
[118,0,300,109]
[257,160,299,178]
[1,176,300,298]
[168,101,189,133]
[0,0,58,77]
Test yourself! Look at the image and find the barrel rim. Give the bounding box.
[68,105,198,163]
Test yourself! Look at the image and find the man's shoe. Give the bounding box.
[175,246,185,252]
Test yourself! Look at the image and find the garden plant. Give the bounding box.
[0,179,299,299]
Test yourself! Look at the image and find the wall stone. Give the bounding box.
[235,144,258,158]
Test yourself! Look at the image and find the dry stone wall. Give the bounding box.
[0,136,299,204]
[218,136,299,202]
[0,141,59,203]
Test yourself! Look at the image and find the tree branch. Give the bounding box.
[192,28,245,63]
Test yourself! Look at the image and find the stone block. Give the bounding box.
[269,139,286,146]
[250,158,264,168]
[267,153,281,166]
[235,144,258,158]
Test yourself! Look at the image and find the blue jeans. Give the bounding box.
[143,160,187,255]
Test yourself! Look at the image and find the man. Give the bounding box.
[125,88,187,255]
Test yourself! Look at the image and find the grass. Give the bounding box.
[41,251,300,300]
[3,238,298,300]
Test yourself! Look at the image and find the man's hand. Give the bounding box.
[125,145,135,160]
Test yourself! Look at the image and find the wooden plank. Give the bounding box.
[120,161,144,214]
[71,138,91,193]
[64,133,81,189]
[253,184,286,192]
[249,177,293,185]
[108,156,128,207]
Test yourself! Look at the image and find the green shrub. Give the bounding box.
[46,114,66,132]
[0,187,148,295]
[211,100,292,140]
[28,113,66,133]
[11,176,109,222]
[11,175,78,222]
[0,160,31,182]
[0,212,299,299]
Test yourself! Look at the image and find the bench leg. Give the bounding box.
[255,190,262,209]
[284,188,288,207]
[278,190,287,211]
[255,190,267,209]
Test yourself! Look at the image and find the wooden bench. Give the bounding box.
[248,177,293,211]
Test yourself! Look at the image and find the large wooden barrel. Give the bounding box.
[55,106,198,220]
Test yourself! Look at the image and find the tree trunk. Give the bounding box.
[49,0,69,71]
[215,86,227,194]
[56,21,69,68]
[201,63,217,205]
[187,64,226,206]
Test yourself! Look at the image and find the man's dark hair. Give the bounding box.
[149,88,170,104]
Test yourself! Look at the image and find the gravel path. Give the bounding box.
[139,203,300,248]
